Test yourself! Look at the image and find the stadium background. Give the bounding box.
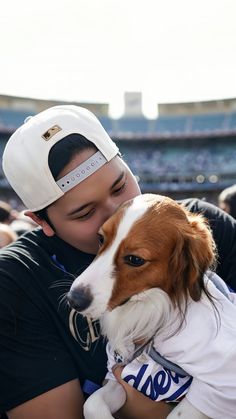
[0,92,236,209]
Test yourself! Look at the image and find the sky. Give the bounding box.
[1,0,236,117]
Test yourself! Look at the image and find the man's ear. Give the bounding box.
[25,211,55,237]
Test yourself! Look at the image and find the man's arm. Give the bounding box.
[113,367,172,419]
[7,379,84,419]
[7,376,172,419]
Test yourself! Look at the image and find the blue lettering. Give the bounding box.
[153,370,171,396]
[166,369,187,384]
[123,364,191,402]
[123,364,149,389]
[166,377,193,401]
[141,374,156,399]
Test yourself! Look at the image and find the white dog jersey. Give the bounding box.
[106,273,236,419]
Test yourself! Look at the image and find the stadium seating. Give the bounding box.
[118,140,236,192]
[228,113,236,130]
[153,116,187,134]
[0,108,35,130]
[190,113,226,132]
[102,112,236,136]
[1,107,236,136]
[0,106,236,199]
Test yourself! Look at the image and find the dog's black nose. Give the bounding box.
[67,286,93,312]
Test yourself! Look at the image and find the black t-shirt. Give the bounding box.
[181,198,236,290]
[0,198,235,413]
[0,229,107,412]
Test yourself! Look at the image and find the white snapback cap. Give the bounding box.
[2,105,119,211]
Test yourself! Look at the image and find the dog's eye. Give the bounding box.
[98,233,104,246]
[124,255,145,267]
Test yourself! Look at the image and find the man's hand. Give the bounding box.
[113,366,172,419]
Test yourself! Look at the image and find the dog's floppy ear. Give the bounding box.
[168,210,216,305]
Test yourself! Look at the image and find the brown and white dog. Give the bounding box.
[68,194,236,419]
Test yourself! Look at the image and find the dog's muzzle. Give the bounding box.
[67,286,93,312]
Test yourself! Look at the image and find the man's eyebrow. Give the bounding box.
[67,171,125,217]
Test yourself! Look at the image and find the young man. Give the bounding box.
[0,105,236,419]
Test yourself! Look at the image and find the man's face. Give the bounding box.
[46,150,141,254]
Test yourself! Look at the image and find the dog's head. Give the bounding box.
[68,194,216,319]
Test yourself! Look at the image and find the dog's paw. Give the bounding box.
[83,398,114,419]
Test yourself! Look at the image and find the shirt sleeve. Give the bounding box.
[181,198,236,290]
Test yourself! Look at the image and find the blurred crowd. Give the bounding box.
[0,200,37,249]
[122,144,236,178]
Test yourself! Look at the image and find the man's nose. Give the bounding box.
[101,200,119,223]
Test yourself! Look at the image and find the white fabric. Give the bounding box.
[168,398,209,419]
[2,105,119,211]
[56,151,107,192]
[106,345,192,402]
[106,273,236,418]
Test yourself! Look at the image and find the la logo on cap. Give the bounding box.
[42,125,62,141]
